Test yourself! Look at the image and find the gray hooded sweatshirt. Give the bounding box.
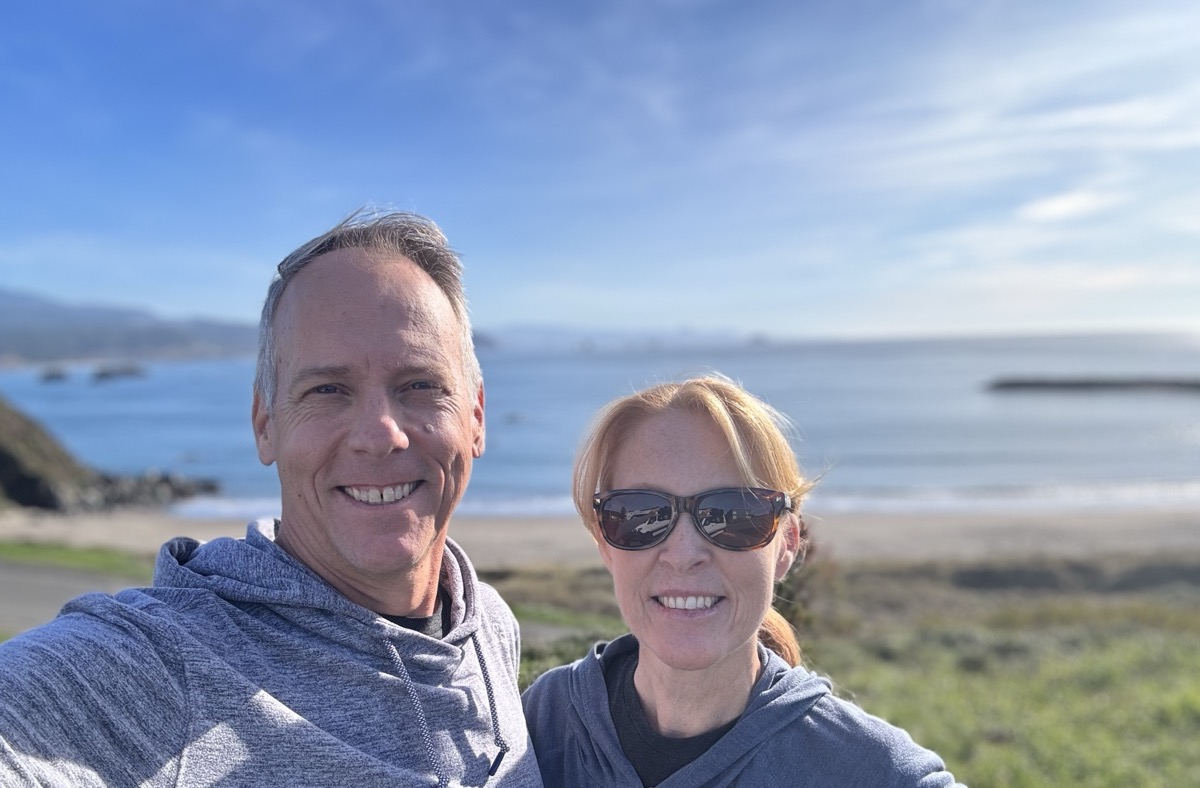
[523,634,962,787]
[0,521,543,787]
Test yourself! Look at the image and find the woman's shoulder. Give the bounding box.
[738,657,957,784]
[523,635,637,719]
[783,689,960,785]
[524,637,610,696]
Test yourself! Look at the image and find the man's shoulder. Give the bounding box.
[0,594,181,680]
[0,600,191,736]
[0,600,194,785]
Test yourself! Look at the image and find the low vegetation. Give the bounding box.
[5,541,1198,785]
[489,552,1200,788]
[0,541,154,580]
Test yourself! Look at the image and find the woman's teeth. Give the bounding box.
[658,595,718,610]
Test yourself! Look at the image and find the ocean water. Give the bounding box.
[1,333,1198,521]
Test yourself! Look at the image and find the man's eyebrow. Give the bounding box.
[290,365,353,386]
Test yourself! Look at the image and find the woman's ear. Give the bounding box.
[774,512,804,582]
[594,525,615,573]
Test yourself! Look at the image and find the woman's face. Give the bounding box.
[597,407,800,674]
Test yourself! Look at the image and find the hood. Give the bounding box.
[152,520,485,666]
[580,634,830,719]
[146,520,511,786]
[569,635,833,786]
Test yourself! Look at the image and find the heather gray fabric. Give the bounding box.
[523,634,963,787]
[0,521,542,787]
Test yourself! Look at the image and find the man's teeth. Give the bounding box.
[345,483,417,505]
[659,596,718,610]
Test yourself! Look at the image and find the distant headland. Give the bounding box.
[989,377,1200,393]
[0,287,257,365]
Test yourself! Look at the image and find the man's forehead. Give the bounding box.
[280,249,453,318]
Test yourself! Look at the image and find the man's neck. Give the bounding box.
[274,523,446,617]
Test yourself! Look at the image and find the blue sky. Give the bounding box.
[2,0,1198,340]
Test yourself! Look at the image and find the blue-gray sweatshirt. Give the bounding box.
[0,521,543,787]
[523,634,963,787]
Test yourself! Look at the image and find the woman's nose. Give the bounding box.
[657,511,711,570]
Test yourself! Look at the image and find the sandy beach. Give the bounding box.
[3,503,1198,568]
[2,503,1197,636]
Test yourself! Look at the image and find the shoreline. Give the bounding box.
[2,504,1197,569]
[2,504,1197,637]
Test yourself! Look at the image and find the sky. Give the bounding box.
[2,0,1198,341]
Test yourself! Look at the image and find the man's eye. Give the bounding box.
[409,381,441,391]
[310,384,341,395]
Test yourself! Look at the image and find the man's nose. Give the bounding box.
[348,394,411,456]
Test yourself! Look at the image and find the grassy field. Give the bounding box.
[0,541,154,581]
[5,541,1198,785]
[486,552,1200,788]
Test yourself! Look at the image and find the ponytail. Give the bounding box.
[758,608,801,667]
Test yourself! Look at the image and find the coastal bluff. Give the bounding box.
[0,393,215,512]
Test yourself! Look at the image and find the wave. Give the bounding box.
[810,479,1200,513]
[171,479,1200,521]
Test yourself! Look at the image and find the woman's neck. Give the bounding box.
[632,641,762,737]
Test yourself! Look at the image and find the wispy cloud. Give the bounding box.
[3,0,1197,338]
[1016,189,1127,222]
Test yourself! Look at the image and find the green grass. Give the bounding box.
[0,541,154,581]
[519,553,1200,788]
[519,633,609,689]
[807,610,1200,786]
[509,603,624,634]
[6,538,1197,785]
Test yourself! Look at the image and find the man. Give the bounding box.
[0,212,544,786]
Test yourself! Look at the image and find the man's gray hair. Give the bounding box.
[253,209,483,411]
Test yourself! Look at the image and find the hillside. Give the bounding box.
[0,288,257,363]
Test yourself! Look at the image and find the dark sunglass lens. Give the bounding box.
[600,492,674,548]
[697,490,778,549]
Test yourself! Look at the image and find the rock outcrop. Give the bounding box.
[0,394,216,511]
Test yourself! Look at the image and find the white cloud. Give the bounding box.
[1016,189,1126,222]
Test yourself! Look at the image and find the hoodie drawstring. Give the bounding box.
[385,635,510,785]
[385,642,450,787]
[471,634,510,777]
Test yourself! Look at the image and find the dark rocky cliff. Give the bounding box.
[0,394,216,511]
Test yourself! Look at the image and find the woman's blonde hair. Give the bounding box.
[573,375,814,666]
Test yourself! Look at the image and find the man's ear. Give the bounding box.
[471,383,486,458]
[251,390,276,466]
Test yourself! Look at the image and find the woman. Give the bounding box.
[523,376,961,787]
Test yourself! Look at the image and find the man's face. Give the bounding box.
[251,248,484,614]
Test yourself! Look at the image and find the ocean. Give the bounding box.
[2,333,1198,521]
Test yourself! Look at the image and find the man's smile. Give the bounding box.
[340,481,421,505]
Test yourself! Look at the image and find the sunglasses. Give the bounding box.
[593,487,793,551]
